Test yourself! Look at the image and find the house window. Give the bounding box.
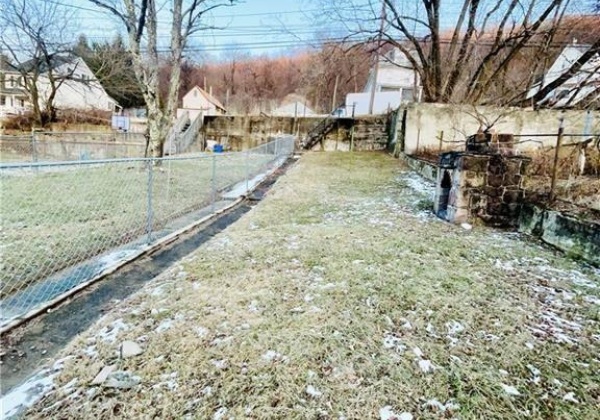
[19,99,25,107]
[9,76,15,87]
[402,88,414,101]
[0,96,5,106]
[194,90,198,97]
[381,86,400,92]
[0,74,4,88]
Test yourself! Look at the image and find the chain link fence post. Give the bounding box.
[245,148,250,194]
[211,154,217,211]
[146,159,154,244]
[30,128,38,164]
[549,117,565,203]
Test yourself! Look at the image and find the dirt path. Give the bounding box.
[11,152,600,419]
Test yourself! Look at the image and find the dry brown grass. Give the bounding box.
[19,152,600,419]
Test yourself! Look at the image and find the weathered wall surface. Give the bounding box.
[401,103,599,154]
[202,115,390,151]
[519,205,600,266]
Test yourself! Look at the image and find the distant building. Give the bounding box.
[177,86,227,119]
[345,47,422,116]
[527,42,600,109]
[0,54,119,118]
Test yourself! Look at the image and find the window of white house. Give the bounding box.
[0,74,4,88]
[9,76,15,87]
[19,99,25,107]
[401,88,414,101]
[381,86,400,92]
[194,90,198,97]
[0,96,5,106]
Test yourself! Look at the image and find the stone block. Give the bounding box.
[470,193,488,210]
[484,186,502,198]
[503,173,522,186]
[487,201,503,215]
[463,170,486,188]
[505,159,522,174]
[488,173,504,187]
[502,189,524,204]
[447,206,469,224]
[460,155,489,172]
[449,188,469,208]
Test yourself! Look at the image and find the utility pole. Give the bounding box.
[368,0,386,115]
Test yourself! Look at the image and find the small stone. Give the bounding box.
[461,223,472,230]
[103,371,141,389]
[121,341,144,358]
[92,365,117,385]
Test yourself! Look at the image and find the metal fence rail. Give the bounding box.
[0,135,295,329]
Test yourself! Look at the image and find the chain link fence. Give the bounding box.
[0,135,295,330]
[0,132,147,162]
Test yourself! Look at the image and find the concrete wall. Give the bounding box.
[402,103,599,154]
[202,115,390,152]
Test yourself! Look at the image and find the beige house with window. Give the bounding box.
[177,86,227,120]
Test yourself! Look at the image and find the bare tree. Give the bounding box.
[322,0,597,107]
[0,0,79,126]
[89,0,239,157]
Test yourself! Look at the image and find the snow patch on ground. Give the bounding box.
[1,357,73,419]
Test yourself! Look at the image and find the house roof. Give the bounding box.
[18,53,78,74]
[528,42,600,108]
[0,55,19,72]
[189,86,226,111]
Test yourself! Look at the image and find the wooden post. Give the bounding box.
[549,118,565,203]
[438,130,444,154]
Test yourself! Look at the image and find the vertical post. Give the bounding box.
[350,103,356,152]
[368,0,386,115]
[549,118,565,203]
[245,149,250,194]
[30,128,38,163]
[331,74,339,113]
[146,159,154,244]
[211,155,217,211]
[438,130,444,154]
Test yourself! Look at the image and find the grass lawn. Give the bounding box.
[0,153,273,298]
[24,152,599,419]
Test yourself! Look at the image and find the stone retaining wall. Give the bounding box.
[519,205,600,266]
[202,115,389,151]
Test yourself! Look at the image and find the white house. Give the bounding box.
[38,55,119,111]
[1,54,118,118]
[527,42,600,108]
[345,47,422,115]
[0,57,29,117]
[177,86,226,120]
